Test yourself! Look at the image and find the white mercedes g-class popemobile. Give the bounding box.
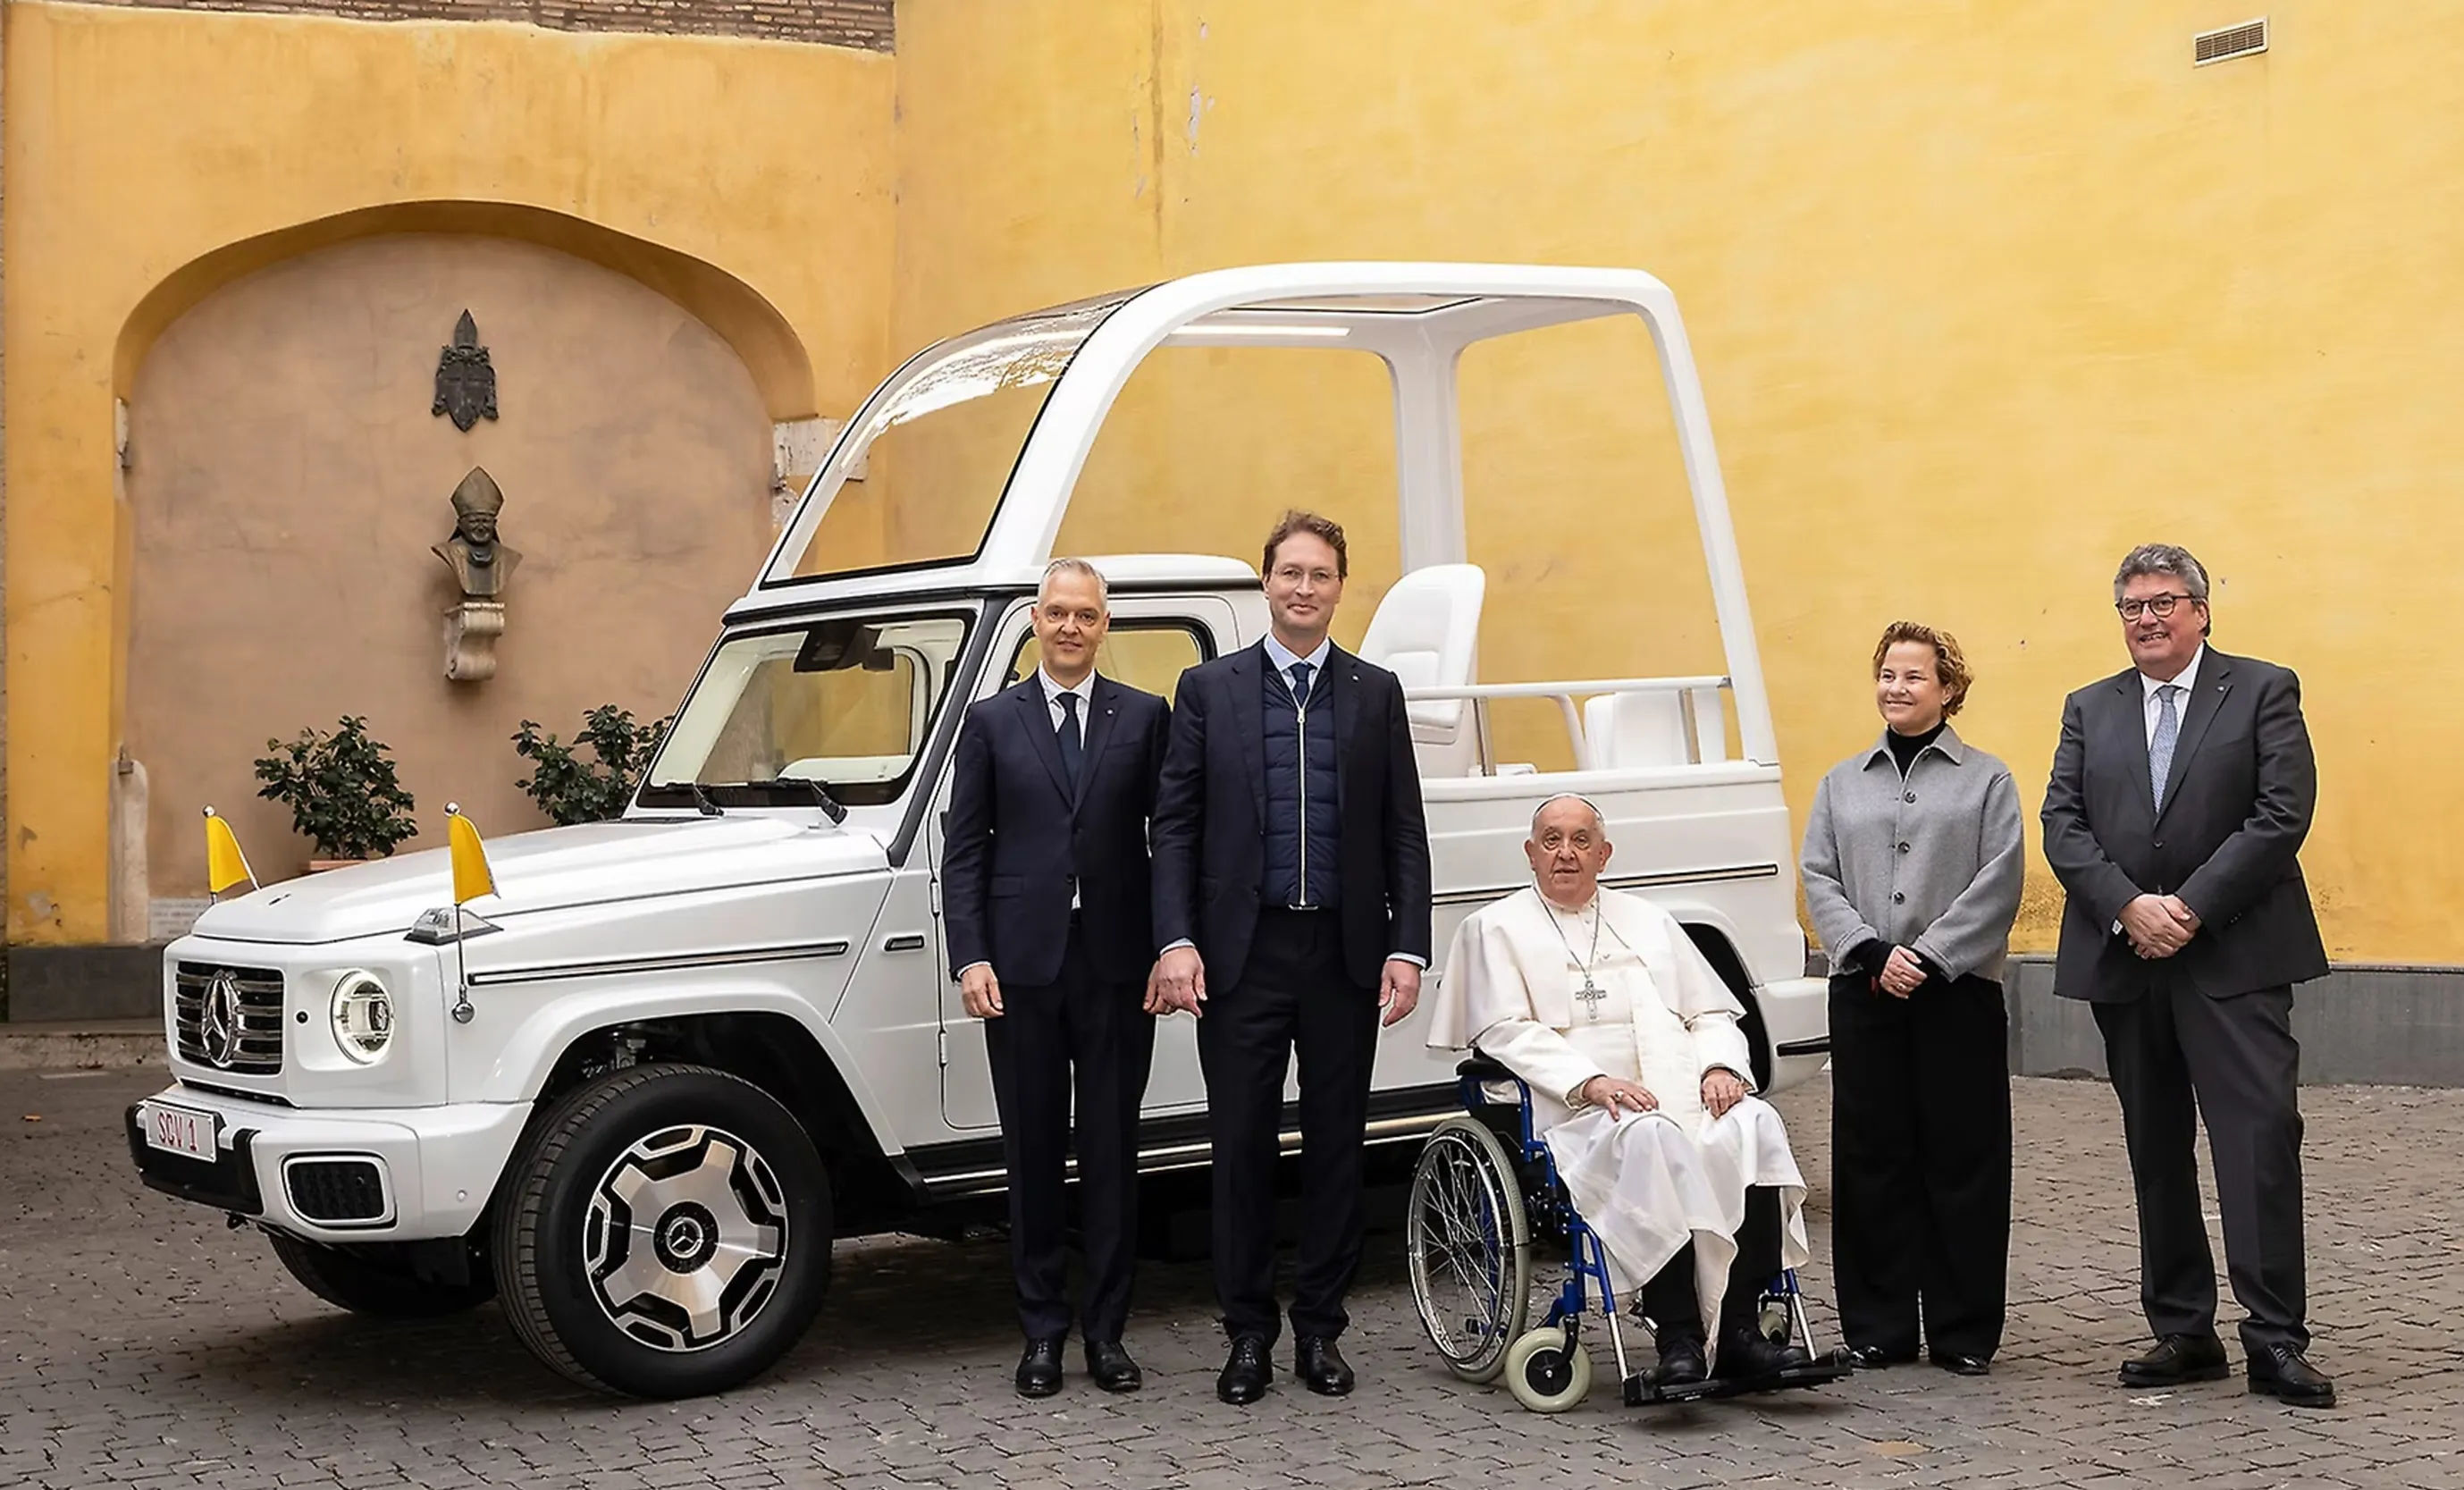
[130,264,1829,1399]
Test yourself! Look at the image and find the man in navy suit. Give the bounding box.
[942,558,1172,1400]
[1151,509,1434,1405]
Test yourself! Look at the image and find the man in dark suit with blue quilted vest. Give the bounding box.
[1150,509,1434,1406]
[943,558,1172,1400]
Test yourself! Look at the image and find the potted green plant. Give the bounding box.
[253,715,420,871]
[512,704,672,826]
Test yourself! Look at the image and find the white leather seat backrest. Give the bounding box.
[1581,689,1728,770]
[1358,563,1486,739]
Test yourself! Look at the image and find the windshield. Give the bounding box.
[641,611,975,810]
[762,291,1140,585]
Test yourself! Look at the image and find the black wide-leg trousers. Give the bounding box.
[982,921,1156,1343]
[1829,972,2014,1360]
[1196,907,1380,1345]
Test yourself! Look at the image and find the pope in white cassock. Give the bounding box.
[1427,795,1814,1385]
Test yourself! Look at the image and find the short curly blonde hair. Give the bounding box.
[1871,621,1972,717]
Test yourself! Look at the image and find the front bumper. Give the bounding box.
[127,1084,532,1242]
[1753,976,1832,1092]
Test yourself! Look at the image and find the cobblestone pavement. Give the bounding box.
[5,1066,2458,1489]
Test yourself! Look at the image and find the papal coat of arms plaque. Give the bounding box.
[432,310,499,432]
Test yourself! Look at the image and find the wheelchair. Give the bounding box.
[1404,1055,1854,1413]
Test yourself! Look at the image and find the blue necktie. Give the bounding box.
[1289,661,1314,709]
[2149,684,2182,812]
[1055,691,1083,794]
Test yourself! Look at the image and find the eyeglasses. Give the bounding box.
[2115,593,2197,620]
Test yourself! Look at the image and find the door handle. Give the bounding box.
[883,932,928,953]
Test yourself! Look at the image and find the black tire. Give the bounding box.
[491,1064,831,1399]
[268,1233,497,1318]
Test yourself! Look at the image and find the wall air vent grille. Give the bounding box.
[2195,19,2268,65]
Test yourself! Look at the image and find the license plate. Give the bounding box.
[138,1100,220,1162]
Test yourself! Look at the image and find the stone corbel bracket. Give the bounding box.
[444,600,507,682]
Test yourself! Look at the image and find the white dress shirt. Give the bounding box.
[2139,644,2206,747]
[1041,666,1096,743]
[1261,631,1333,704]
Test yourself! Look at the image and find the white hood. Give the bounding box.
[191,816,890,945]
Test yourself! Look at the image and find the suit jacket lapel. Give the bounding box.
[1323,644,1356,813]
[1074,675,1123,813]
[2111,669,2158,819]
[1015,678,1073,805]
[1230,644,1267,819]
[2155,653,2233,827]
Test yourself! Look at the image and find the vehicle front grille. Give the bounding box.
[286,1158,390,1224]
[173,962,286,1074]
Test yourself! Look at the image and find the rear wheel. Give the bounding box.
[1405,1115,1532,1383]
[269,1233,496,1318]
[492,1065,831,1398]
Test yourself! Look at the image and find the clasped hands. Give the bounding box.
[2120,893,2202,960]
[1578,1067,1747,1121]
[1143,946,1423,1028]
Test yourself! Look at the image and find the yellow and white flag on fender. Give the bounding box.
[445,804,496,905]
[203,808,256,897]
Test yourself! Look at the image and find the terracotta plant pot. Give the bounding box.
[307,858,366,874]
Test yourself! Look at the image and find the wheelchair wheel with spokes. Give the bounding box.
[1405,1115,1532,1384]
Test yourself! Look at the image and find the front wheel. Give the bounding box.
[492,1065,831,1398]
[1504,1325,1594,1413]
[269,1233,496,1318]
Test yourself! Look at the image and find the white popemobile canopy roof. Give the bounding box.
[750,262,1774,766]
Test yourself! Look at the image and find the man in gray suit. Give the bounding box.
[2041,543,2334,1407]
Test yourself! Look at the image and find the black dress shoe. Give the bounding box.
[1846,1343,1918,1369]
[1217,1335,1273,1405]
[1015,1338,1064,1398]
[1713,1329,1804,1381]
[1294,1335,1355,1396]
[2247,1343,2336,1408]
[1085,1339,1142,1393]
[1649,1335,1708,1386]
[1931,1351,1992,1376]
[2118,1334,2230,1387]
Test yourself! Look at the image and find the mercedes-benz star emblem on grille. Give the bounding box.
[200,970,245,1069]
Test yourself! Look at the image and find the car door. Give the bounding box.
[930,593,1233,1131]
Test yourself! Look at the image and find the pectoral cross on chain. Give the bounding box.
[1574,977,1607,1021]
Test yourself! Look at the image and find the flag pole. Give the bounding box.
[447,803,475,1025]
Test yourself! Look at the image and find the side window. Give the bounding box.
[1008,620,1211,702]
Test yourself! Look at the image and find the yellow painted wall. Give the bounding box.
[890,0,2462,963]
[4,2,895,942]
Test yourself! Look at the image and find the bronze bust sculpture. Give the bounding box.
[433,467,522,599]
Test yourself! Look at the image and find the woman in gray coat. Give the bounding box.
[1800,621,2024,1376]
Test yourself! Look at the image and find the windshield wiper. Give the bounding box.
[684,782,724,818]
[773,775,849,825]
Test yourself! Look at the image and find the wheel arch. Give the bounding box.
[1680,922,1772,1092]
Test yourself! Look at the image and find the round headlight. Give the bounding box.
[330,972,394,1064]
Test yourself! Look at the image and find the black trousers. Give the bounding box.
[1196,907,1380,1344]
[981,921,1156,1343]
[1638,1185,1785,1344]
[2092,976,2307,1355]
[1829,972,2013,1360]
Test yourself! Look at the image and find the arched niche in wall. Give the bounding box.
[122,225,783,901]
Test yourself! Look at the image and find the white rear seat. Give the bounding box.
[1358,563,1486,778]
[1580,688,1728,770]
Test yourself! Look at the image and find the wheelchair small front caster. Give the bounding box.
[1504,1326,1594,1413]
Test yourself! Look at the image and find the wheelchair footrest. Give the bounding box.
[1620,1349,1856,1407]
